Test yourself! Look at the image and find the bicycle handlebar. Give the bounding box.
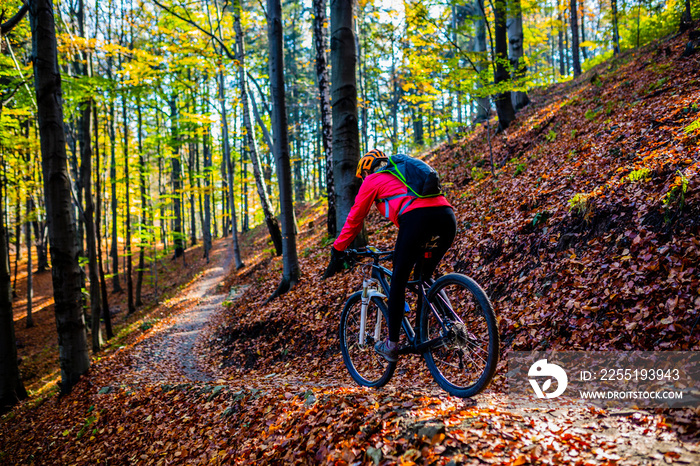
[345,246,394,262]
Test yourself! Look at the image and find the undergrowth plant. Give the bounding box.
[627,167,651,183]
[471,167,487,181]
[685,118,700,134]
[663,170,689,218]
[568,193,593,219]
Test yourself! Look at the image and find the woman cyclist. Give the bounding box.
[325,149,456,362]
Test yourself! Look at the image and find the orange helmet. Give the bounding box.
[356,149,387,178]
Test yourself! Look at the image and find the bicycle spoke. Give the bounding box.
[340,294,395,387]
[420,275,500,397]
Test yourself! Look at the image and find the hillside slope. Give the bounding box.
[216,26,699,379]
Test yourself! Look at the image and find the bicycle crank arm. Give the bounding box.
[396,337,442,355]
[397,337,445,355]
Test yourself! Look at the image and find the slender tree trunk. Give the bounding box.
[23,122,34,328]
[473,0,489,123]
[187,89,197,247]
[135,103,147,306]
[240,152,249,232]
[122,95,135,313]
[313,0,335,236]
[390,46,398,152]
[0,162,27,414]
[202,98,212,262]
[232,1,283,257]
[564,8,570,75]
[558,8,566,76]
[94,102,112,339]
[220,155,228,238]
[507,0,530,111]
[74,0,101,349]
[267,0,300,300]
[570,0,582,76]
[32,206,47,272]
[581,2,588,60]
[330,0,362,237]
[29,0,90,393]
[493,0,516,131]
[79,98,103,351]
[217,70,244,268]
[611,0,620,54]
[188,147,196,247]
[169,95,185,259]
[13,190,20,296]
[25,198,33,328]
[109,100,121,292]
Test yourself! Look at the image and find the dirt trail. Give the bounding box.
[114,241,234,385]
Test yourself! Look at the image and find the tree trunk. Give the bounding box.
[217,70,244,268]
[493,0,516,131]
[169,95,185,258]
[313,0,336,236]
[507,0,530,111]
[570,0,582,77]
[202,97,212,263]
[473,0,489,123]
[580,2,588,60]
[558,8,565,76]
[79,98,103,352]
[412,106,424,146]
[267,0,300,300]
[109,100,121,293]
[0,161,27,414]
[93,103,112,339]
[611,0,620,54]
[32,206,48,272]
[29,0,90,393]
[13,189,20,296]
[25,198,33,328]
[232,0,283,257]
[187,88,197,247]
[135,103,147,306]
[122,93,135,313]
[330,0,362,237]
[23,122,34,329]
[681,0,692,31]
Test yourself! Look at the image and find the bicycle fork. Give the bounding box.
[360,278,386,346]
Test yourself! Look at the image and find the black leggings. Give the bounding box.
[388,206,456,342]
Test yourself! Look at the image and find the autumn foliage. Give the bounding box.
[1,30,699,465]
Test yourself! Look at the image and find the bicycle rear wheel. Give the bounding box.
[420,274,499,398]
[339,291,396,388]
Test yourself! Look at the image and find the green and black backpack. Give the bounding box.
[376,154,442,217]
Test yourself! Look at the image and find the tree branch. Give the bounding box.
[1,3,28,36]
[152,0,236,60]
[246,70,271,115]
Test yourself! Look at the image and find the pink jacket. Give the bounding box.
[333,172,452,251]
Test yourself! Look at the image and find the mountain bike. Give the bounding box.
[338,246,500,398]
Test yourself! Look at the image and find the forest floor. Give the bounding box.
[3,26,700,466]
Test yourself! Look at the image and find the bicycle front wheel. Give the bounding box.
[339,291,396,388]
[420,274,500,398]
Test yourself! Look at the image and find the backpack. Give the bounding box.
[376,154,442,217]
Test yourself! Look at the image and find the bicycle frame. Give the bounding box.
[358,253,460,356]
[342,246,500,397]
